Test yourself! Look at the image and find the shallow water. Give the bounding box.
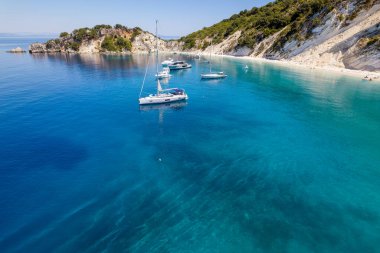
[0,48,380,252]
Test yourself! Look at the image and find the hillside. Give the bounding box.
[29,24,175,54]
[179,0,380,71]
[29,0,380,72]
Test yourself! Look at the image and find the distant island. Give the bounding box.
[30,0,380,73]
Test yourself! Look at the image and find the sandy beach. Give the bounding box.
[177,51,380,83]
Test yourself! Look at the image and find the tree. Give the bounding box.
[60,32,69,38]
[101,36,118,51]
[114,24,126,30]
[116,37,132,51]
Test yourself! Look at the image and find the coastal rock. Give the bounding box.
[7,47,26,53]
[29,43,47,53]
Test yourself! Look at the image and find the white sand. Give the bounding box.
[176,51,380,83]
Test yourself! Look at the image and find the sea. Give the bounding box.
[0,37,380,253]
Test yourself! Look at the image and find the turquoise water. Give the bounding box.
[0,46,380,252]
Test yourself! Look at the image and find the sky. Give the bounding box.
[0,0,272,36]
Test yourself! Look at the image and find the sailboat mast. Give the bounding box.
[156,20,160,95]
[156,20,159,76]
[209,43,212,73]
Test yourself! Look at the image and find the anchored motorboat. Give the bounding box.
[168,61,192,70]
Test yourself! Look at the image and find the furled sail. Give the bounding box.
[157,79,162,93]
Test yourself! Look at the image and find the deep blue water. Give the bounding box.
[1,39,380,252]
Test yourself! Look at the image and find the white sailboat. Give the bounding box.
[139,21,188,105]
[201,45,227,79]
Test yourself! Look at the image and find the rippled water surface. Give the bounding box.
[1,43,380,252]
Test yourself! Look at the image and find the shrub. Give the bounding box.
[73,28,89,42]
[69,41,80,51]
[101,36,132,52]
[116,37,132,51]
[366,35,380,47]
[312,17,321,27]
[202,41,210,50]
[60,32,69,38]
[114,24,126,30]
[93,24,112,30]
[101,36,118,51]
[46,39,56,49]
[131,28,142,41]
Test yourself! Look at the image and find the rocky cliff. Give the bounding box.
[178,0,380,72]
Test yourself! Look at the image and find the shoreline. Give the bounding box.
[177,51,380,83]
[19,49,380,82]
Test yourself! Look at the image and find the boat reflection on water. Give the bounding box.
[159,77,170,85]
[139,100,187,124]
[200,77,225,84]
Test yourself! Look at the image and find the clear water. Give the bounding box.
[0,42,380,252]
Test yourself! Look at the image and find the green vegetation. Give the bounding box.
[114,24,128,30]
[347,0,376,21]
[131,27,142,42]
[179,0,348,50]
[366,35,380,49]
[54,24,135,52]
[101,36,118,51]
[101,36,132,52]
[60,32,69,38]
[46,39,58,49]
[68,41,80,51]
[71,24,115,43]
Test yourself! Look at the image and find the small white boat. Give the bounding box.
[201,72,227,79]
[201,45,227,79]
[139,21,188,105]
[168,61,192,70]
[155,67,171,79]
[161,58,174,66]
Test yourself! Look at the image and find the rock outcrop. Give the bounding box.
[29,25,178,54]
[7,47,26,53]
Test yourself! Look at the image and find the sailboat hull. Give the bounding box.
[201,73,227,79]
[139,94,188,105]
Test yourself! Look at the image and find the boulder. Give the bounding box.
[29,43,47,53]
[7,47,26,53]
